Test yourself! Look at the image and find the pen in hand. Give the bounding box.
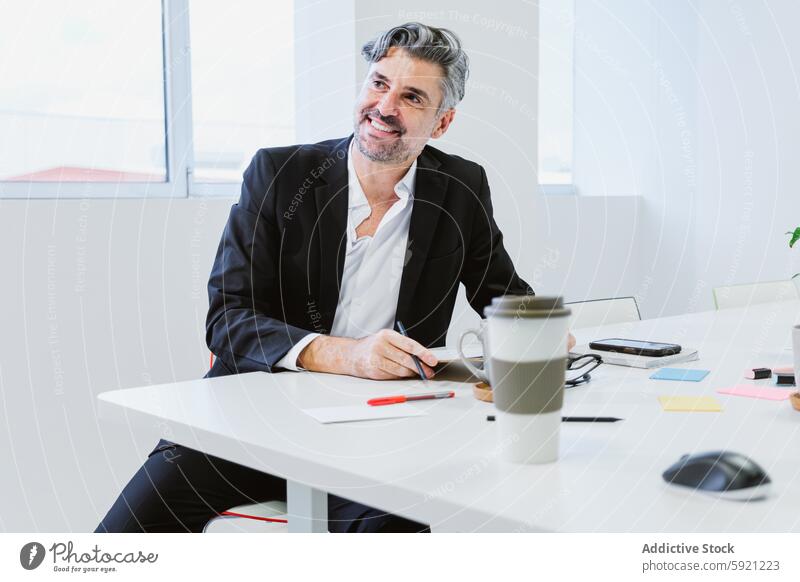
[395,320,428,384]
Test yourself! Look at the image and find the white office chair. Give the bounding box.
[204,353,290,533]
[204,500,289,533]
[566,296,641,329]
[712,279,800,310]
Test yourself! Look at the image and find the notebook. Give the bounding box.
[571,344,699,369]
[430,344,482,363]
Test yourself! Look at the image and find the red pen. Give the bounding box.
[367,391,455,406]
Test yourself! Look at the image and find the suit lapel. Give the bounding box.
[313,136,350,333]
[395,146,449,326]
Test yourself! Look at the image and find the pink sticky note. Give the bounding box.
[717,385,794,401]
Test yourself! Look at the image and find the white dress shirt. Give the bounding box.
[275,140,417,370]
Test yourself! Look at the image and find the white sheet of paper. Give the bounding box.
[302,405,428,424]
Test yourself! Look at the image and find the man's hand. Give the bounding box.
[297,329,438,380]
[298,329,575,378]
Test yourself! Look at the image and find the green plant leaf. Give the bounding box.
[789,227,800,248]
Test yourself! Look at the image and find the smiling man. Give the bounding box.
[96,22,561,534]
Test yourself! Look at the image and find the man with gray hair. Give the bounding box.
[97,22,550,534]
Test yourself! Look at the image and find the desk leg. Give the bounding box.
[286,480,328,533]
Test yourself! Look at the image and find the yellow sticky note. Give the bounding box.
[658,396,722,412]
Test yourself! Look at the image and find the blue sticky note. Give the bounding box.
[650,368,710,382]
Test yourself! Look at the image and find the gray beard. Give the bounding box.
[354,131,409,163]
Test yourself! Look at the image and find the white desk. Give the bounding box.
[98,301,800,532]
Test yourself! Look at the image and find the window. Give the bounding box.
[0,0,296,198]
[538,0,574,190]
[0,0,166,193]
[189,0,294,190]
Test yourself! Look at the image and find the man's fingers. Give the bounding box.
[382,344,436,379]
[384,330,438,367]
[567,331,576,351]
[380,344,419,376]
[378,357,416,379]
[420,362,436,378]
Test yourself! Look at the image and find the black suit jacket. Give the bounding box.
[205,135,532,377]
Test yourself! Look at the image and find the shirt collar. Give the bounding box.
[347,139,417,209]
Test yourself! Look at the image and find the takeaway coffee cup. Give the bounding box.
[484,295,571,464]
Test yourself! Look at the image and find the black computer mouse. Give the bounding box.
[662,451,771,500]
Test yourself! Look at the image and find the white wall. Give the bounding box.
[570,0,704,318]
[0,197,230,531]
[694,0,800,303]
[572,0,800,316]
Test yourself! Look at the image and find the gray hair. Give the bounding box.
[361,22,469,114]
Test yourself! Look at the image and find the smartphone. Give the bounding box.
[588,338,682,357]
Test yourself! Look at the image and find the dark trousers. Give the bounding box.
[95,440,429,533]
